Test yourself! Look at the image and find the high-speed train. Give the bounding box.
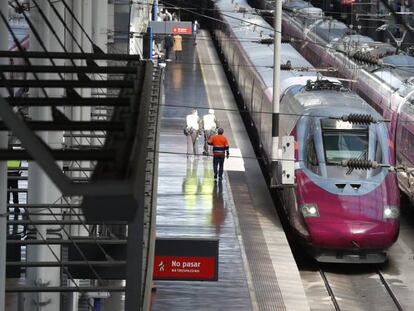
[212,0,399,262]
[251,0,414,205]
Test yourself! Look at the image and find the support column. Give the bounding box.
[0,2,9,310]
[25,1,64,310]
[92,0,108,54]
[271,0,282,187]
[66,2,93,310]
[91,3,126,309]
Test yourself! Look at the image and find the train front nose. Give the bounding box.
[307,218,399,249]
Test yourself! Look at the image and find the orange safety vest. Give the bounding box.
[208,134,229,156]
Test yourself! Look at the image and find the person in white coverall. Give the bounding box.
[184,109,202,156]
[202,109,219,156]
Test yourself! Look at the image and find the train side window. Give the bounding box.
[405,101,414,115]
[375,141,382,162]
[306,139,320,175]
[401,128,410,153]
[401,128,414,162]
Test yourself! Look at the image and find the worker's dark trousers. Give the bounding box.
[213,155,225,179]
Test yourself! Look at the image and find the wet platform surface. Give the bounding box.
[152,31,309,311]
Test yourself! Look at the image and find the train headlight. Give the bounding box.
[300,204,320,217]
[383,205,399,219]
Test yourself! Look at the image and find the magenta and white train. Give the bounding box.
[252,0,414,205]
[213,0,399,262]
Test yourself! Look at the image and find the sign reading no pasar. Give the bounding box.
[153,238,219,281]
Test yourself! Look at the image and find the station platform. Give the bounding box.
[151,31,310,311]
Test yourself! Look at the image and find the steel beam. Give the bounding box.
[0,50,140,61]
[0,65,139,74]
[7,220,127,225]
[63,134,108,138]
[125,63,153,311]
[7,240,126,245]
[0,2,7,308]
[0,121,124,131]
[0,79,134,88]
[6,97,130,107]
[6,286,126,293]
[0,150,115,160]
[6,261,126,267]
[8,204,79,209]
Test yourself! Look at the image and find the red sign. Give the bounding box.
[172,26,192,35]
[153,256,217,280]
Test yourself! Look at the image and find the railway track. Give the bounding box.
[296,202,414,311]
[375,268,404,311]
[316,265,404,311]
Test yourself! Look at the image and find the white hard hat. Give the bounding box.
[208,109,214,114]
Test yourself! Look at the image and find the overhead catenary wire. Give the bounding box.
[126,0,414,18]
[6,0,411,71]
[9,0,412,55]
[4,1,414,122]
[154,0,413,69]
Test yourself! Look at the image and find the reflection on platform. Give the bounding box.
[153,36,252,310]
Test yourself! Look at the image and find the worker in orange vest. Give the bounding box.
[208,128,229,181]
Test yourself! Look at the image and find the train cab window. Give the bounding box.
[321,118,369,164]
[322,129,368,164]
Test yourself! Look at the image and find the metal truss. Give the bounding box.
[1,48,163,310]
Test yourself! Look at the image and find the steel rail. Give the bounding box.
[376,268,404,311]
[319,268,341,311]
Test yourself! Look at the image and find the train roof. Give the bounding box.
[283,0,312,11]
[216,0,316,90]
[282,0,414,93]
[216,0,384,119]
[313,20,348,43]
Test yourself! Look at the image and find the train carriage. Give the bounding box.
[258,0,414,205]
[213,0,399,263]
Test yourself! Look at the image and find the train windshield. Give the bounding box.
[323,130,368,164]
[321,119,369,164]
